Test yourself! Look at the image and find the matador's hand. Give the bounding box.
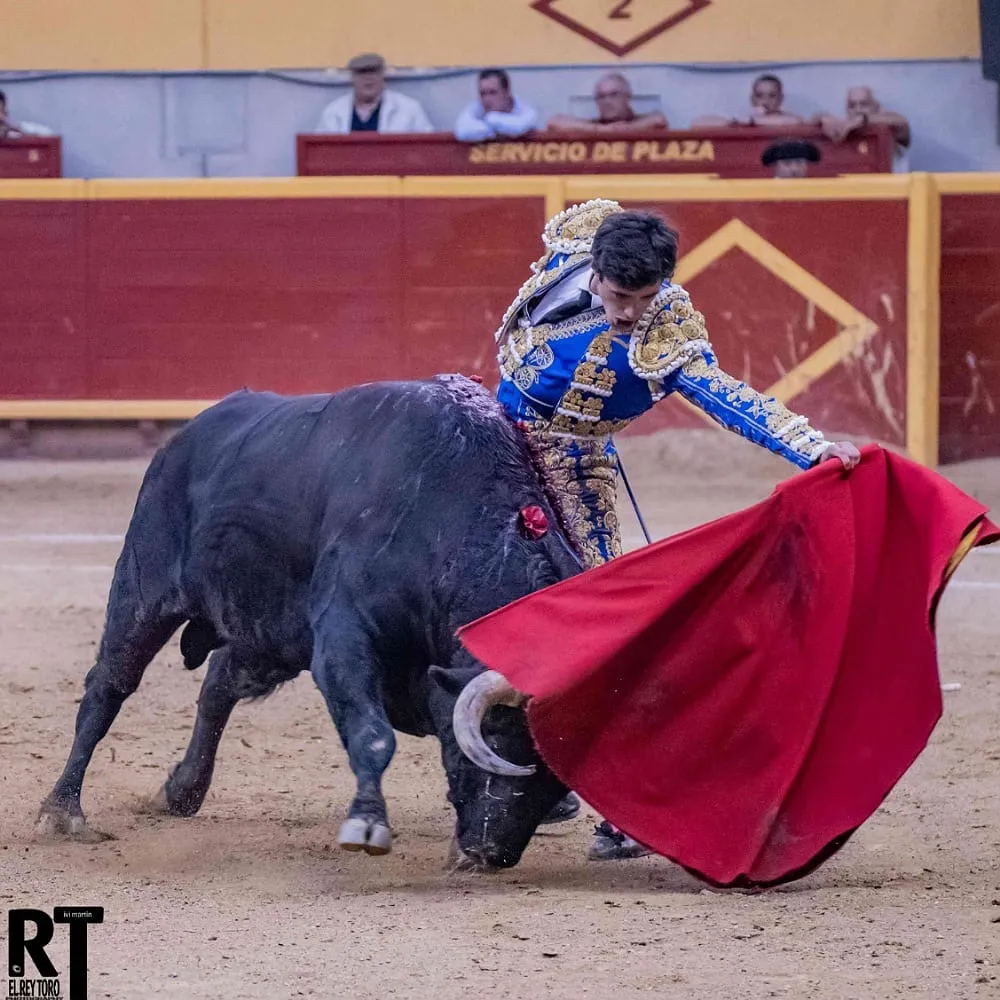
[819,441,861,471]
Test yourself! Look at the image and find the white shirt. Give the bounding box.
[6,119,54,137]
[314,90,434,134]
[525,267,600,326]
[454,96,538,142]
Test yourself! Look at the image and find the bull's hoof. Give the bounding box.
[539,791,581,826]
[145,778,202,818]
[140,784,196,817]
[337,817,393,856]
[35,804,115,843]
[145,784,172,815]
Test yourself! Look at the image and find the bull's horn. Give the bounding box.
[452,670,536,777]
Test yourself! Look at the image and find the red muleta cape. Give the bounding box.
[458,445,998,888]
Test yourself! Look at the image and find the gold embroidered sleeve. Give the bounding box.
[673,354,832,469]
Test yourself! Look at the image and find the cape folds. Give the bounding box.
[458,446,998,888]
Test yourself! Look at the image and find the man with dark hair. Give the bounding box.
[454,68,538,142]
[693,72,803,128]
[750,74,787,119]
[762,137,822,177]
[0,89,54,138]
[495,199,859,859]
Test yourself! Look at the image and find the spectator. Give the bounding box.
[0,90,54,138]
[693,73,804,128]
[547,72,668,133]
[813,86,911,151]
[454,69,537,142]
[762,138,821,178]
[315,53,434,134]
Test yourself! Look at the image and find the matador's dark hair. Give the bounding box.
[591,211,678,290]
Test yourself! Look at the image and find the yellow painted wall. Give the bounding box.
[1,0,204,71]
[0,0,982,71]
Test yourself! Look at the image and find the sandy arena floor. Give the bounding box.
[1,429,999,999]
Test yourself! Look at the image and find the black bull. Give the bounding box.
[37,375,582,869]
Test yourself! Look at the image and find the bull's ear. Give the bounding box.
[427,663,482,699]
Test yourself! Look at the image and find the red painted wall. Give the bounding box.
[940,194,1000,463]
[617,200,910,446]
[0,199,88,395]
[1,193,909,454]
[1,196,543,399]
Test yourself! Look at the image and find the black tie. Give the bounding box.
[538,288,595,326]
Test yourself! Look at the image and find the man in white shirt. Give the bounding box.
[315,53,434,134]
[0,90,54,138]
[454,69,538,143]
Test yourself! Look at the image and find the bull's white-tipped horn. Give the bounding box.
[452,670,536,777]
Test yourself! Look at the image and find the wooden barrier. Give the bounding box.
[297,126,895,179]
[0,137,62,178]
[0,177,551,411]
[560,178,911,451]
[937,174,1000,463]
[0,173,936,464]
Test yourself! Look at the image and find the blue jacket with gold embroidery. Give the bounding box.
[495,199,831,470]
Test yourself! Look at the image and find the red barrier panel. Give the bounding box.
[88,197,405,396]
[940,193,1000,462]
[0,137,62,179]
[2,195,546,399]
[0,186,910,455]
[0,198,86,394]
[614,198,909,445]
[399,197,545,380]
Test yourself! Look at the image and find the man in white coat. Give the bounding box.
[315,53,434,134]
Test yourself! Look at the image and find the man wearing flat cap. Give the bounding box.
[761,138,822,178]
[316,53,434,134]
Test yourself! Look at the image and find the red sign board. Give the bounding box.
[0,137,62,179]
[297,128,894,179]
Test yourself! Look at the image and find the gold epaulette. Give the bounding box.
[627,284,713,381]
[541,198,623,256]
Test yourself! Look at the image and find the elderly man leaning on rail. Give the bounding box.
[315,52,434,134]
[0,90,54,138]
[454,68,538,142]
[811,86,911,167]
[546,72,668,133]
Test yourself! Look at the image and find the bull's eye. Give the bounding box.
[518,505,549,539]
